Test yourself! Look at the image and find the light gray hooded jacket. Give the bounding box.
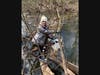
[32,25,49,46]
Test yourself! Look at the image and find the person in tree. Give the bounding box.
[32,15,53,52]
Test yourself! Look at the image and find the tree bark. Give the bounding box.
[40,61,54,75]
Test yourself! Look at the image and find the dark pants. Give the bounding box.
[39,45,43,52]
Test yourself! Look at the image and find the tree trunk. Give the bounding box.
[40,61,54,75]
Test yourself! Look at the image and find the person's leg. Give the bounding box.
[39,45,43,52]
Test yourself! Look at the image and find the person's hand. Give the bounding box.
[56,31,60,33]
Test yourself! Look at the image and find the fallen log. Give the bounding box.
[49,57,79,75]
[40,61,54,75]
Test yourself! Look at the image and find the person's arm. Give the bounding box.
[38,26,49,34]
[38,26,59,34]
